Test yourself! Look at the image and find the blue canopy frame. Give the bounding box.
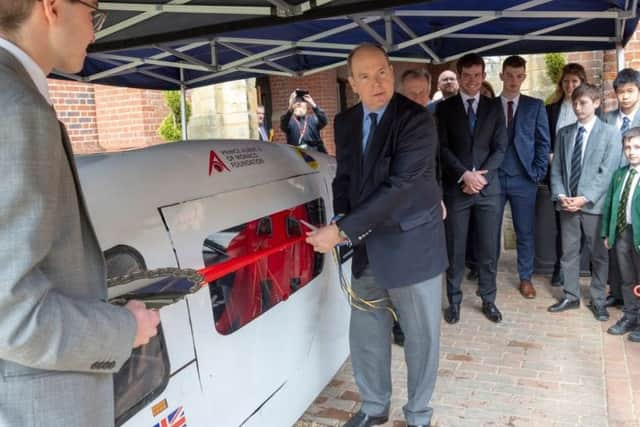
[58,0,640,89]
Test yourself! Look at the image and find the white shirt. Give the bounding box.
[500,93,520,128]
[616,107,639,130]
[460,91,480,115]
[0,37,51,104]
[619,165,640,224]
[557,100,577,136]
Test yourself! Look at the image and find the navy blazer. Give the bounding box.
[333,93,448,288]
[436,94,508,197]
[504,95,551,183]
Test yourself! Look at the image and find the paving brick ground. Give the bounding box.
[295,251,640,427]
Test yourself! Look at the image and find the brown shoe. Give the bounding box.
[519,280,536,299]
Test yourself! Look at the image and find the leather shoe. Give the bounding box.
[481,302,502,323]
[607,315,638,335]
[588,303,609,321]
[343,410,388,427]
[551,269,563,287]
[548,298,580,312]
[605,295,624,308]
[444,304,460,324]
[628,329,640,342]
[519,280,536,299]
[392,321,405,346]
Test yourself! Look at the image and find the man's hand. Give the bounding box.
[303,94,317,108]
[305,223,343,253]
[461,184,479,195]
[441,200,447,220]
[604,237,610,250]
[462,170,488,192]
[125,300,161,348]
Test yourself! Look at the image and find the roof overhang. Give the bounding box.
[57,0,640,89]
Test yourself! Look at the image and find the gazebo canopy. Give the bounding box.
[60,0,640,89]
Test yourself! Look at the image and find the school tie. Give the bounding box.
[363,112,378,153]
[467,98,476,133]
[507,101,514,128]
[617,168,637,236]
[569,126,586,197]
[621,116,631,134]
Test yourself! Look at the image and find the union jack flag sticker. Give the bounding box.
[152,406,186,427]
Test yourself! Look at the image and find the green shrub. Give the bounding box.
[158,90,191,142]
[544,53,565,84]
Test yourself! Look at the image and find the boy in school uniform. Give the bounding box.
[602,127,640,340]
[602,68,640,309]
[549,83,622,320]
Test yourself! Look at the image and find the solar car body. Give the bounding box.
[75,140,350,427]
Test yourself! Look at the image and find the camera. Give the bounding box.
[295,89,309,98]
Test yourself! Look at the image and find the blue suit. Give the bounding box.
[497,94,550,281]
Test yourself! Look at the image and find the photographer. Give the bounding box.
[280,89,328,153]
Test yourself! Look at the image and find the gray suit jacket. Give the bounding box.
[550,118,621,215]
[603,108,640,167]
[0,47,136,427]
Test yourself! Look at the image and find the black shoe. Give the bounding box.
[628,329,640,342]
[392,321,405,346]
[466,269,479,281]
[548,298,580,312]
[481,302,502,323]
[589,303,609,321]
[444,304,460,324]
[605,295,624,308]
[551,270,564,287]
[343,410,389,427]
[607,315,638,335]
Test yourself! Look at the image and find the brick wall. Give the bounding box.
[269,69,339,155]
[94,85,169,151]
[270,63,452,155]
[48,80,100,154]
[48,80,169,153]
[566,21,640,112]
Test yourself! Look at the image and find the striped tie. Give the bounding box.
[621,116,631,134]
[569,126,585,197]
[617,168,637,236]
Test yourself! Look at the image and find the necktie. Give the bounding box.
[363,112,378,153]
[507,101,514,128]
[617,168,637,236]
[259,126,268,141]
[467,98,476,133]
[569,126,586,197]
[621,116,631,134]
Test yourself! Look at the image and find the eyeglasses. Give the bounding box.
[73,0,107,32]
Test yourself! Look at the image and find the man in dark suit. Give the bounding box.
[256,104,271,142]
[496,55,550,299]
[436,53,508,324]
[306,44,447,427]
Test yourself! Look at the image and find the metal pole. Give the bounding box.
[180,68,188,140]
[616,43,626,71]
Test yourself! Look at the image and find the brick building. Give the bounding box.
[51,23,640,156]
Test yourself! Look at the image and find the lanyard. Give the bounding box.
[296,117,308,145]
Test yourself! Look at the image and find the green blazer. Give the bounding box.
[601,165,640,251]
